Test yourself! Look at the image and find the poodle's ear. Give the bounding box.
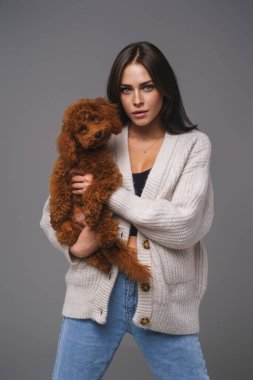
[110,110,123,135]
[95,98,123,135]
[56,130,77,164]
[103,101,123,135]
[95,97,112,106]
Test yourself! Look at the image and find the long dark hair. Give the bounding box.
[106,41,199,134]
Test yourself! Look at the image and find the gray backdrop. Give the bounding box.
[1,0,252,379]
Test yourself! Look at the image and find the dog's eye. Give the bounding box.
[79,125,87,133]
[88,114,96,121]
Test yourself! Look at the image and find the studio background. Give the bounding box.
[1,1,252,379]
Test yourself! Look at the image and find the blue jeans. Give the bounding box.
[52,269,210,379]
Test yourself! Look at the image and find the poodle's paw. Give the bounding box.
[56,221,80,246]
[95,230,117,248]
[73,212,86,227]
[97,236,115,249]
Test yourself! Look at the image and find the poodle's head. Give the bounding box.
[57,97,122,163]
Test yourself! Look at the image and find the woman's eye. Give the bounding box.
[120,84,154,94]
[143,84,154,90]
[120,87,130,94]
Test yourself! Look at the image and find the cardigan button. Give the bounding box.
[142,239,150,249]
[141,283,150,292]
[140,317,150,326]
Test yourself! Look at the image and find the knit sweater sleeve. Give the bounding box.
[106,134,214,249]
[39,195,80,266]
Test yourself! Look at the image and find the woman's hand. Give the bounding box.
[69,224,99,258]
[70,173,93,227]
[71,173,94,195]
[69,173,100,258]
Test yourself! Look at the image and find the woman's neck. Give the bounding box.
[128,122,165,142]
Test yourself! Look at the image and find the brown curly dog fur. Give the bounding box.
[49,97,151,283]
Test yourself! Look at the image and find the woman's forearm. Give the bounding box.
[69,225,99,258]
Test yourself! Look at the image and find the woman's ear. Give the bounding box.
[56,130,77,164]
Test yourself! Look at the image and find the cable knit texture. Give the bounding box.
[39,125,214,334]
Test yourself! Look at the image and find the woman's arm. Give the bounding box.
[106,134,214,249]
[39,195,81,265]
[40,174,99,265]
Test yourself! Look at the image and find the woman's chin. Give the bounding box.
[128,117,152,127]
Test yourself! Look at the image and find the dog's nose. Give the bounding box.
[95,131,102,139]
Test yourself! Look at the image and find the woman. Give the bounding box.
[40,41,214,379]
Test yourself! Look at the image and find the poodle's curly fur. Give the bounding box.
[49,97,151,283]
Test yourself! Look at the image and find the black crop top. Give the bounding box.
[129,167,152,236]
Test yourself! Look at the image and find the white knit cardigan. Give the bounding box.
[40,125,214,335]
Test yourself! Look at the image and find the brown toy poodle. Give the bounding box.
[49,97,151,283]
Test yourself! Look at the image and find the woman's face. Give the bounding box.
[119,62,164,130]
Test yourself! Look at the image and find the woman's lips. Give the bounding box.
[132,110,148,118]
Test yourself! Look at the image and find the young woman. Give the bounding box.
[40,41,214,379]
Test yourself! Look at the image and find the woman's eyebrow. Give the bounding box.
[120,80,153,86]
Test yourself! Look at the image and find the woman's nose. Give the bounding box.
[133,91,144,106]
